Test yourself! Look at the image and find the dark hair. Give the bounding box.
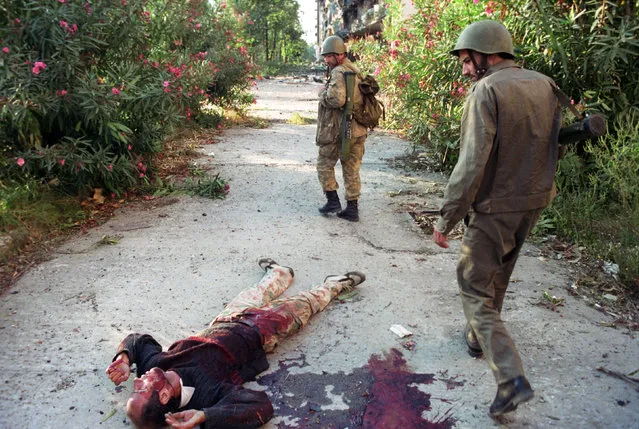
[142,390,181,428]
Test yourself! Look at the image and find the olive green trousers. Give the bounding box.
[458,209,543,384]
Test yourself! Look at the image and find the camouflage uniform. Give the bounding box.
[209,264,353,353]
[316,58,367,201]
[436,60,561,384]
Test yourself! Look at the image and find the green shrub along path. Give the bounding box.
[351,0,639,288]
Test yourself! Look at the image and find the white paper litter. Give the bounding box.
[389,324,413,338]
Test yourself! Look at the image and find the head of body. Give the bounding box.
[450,20,515,82]
[127,367,181,429]
[321,35,347,69]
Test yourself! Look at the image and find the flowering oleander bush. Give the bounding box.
[351,0,638,172]
[0,0,254,196]
[351,0,639,282]
[350,0,489,169]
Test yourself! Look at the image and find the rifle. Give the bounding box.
[553,85,606,145]
[340,71,356,162]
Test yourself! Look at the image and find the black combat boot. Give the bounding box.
[318,190,341,214]
[489,376,534,416]
[337,199,359,222]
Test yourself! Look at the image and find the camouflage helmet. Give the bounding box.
[321,35,346,56]
[450,20,515,58]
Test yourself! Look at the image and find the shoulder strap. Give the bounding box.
[551,84,583,120]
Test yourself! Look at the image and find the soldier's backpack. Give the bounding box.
[352,74,385,130]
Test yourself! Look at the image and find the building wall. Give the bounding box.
[317,0,416,42]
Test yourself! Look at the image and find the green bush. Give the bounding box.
[0,0,254,196]
[350,0,638,282]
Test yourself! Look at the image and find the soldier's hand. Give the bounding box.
[433,228,449,249]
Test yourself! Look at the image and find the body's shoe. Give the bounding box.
[465,324,483,357]
[258,258,294,277]
[489,376,534,416]
[337,199,359,222]
[323,271,366,293]
[319,190,341,214]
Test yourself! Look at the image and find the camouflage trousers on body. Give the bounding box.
[458,209,543,384]
[317,136,366,201]
[211,264,352,353]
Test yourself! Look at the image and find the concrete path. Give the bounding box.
[0,78,637,429]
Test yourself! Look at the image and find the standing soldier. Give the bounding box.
[316,35,367,222]
[432,20,562,416]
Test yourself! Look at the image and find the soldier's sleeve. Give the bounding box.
[320,68,346,109]
[436,87,497,234]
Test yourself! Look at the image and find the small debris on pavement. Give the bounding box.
[390,324,412,338]
[401,340,415,350]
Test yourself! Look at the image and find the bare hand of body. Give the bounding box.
[165,410,205,429]
[105,353,130,385]
[433,228,449,248]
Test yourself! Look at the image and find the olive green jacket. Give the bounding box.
[436,60,562,234]
[316,58,367,145]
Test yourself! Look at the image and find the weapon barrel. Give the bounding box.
[340,72,357,162]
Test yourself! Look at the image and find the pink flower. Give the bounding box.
[68,24,78,34]
[195,23,201,29]
[473,0,479,3]
[111,87,120,95]
[163,81,169,87]
[59,0,67,3]
[56,89,68,96]
[32,61,47,75]
[122,0,127,5]
[2,47,8,54]
[59,159,65,166]
[14,18,21,24]
[108,164,113,171]
[127,144,132,150]
[17,158,25,167]
[59,20,69,29]
[224,183,230,192]
[139,173,145,178]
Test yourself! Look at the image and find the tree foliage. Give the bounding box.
[228,0,309,63]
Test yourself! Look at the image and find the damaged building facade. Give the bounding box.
[315,0,417,43]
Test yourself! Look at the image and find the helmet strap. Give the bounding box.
[470,52,488,80]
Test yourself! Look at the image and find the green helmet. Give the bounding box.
[321,35,346,56]
[450,20,514,58]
